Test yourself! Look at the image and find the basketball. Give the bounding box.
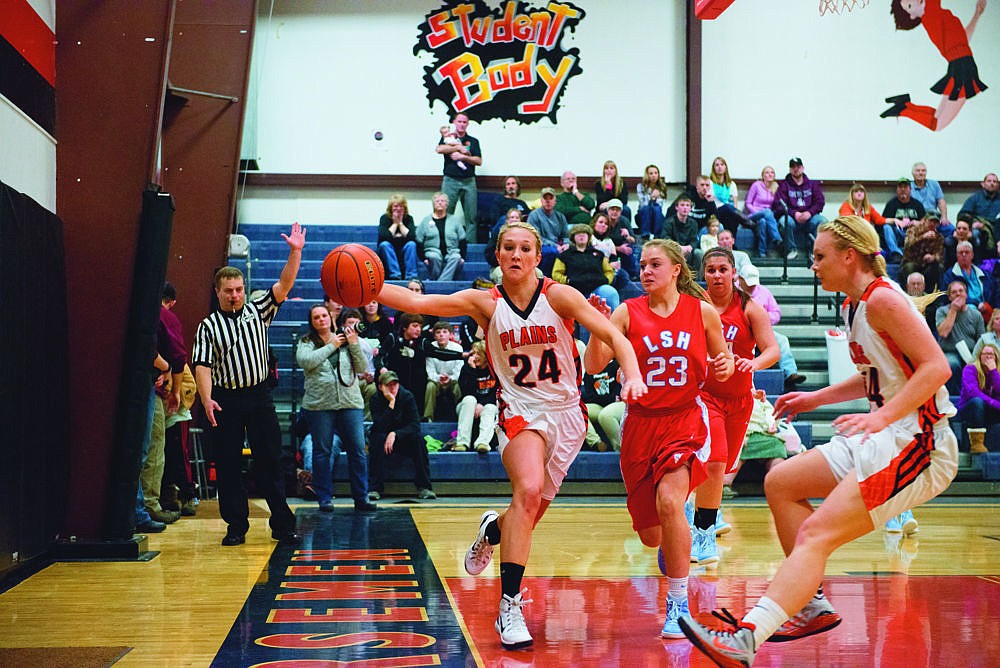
[319,243,385,308]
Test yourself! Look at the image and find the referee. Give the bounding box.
[192,223,305,546]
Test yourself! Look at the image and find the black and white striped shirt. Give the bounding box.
[192,289,280,389]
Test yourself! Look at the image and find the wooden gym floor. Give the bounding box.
[0,497,998,667]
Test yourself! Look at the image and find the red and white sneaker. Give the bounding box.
[767,596,841,643]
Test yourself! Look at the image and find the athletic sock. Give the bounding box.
[694,508,718,531]
[743,596,789,649]
[484,518,501,545]
[900,102,938,131]
[499,562,525,599]
[667,576,688,601]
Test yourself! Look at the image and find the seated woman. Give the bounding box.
[455,341,498,453]
[709,156,754,239]
[839,183,903,262]
[636,164,668,240]
[899,213,944,290]
[377,194,418,280]
[581,358,625,452]
[957,342,1000,452]
[594,159,631,223]
[744,165,783,257]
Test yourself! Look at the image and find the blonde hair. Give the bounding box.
[386,193,409,217]
[761,165,778,194]
[496,220,542,255]
[974,343,1000,389]
[710,156,733,187]
[470,340,487,361]
[817,215,886,277]
[600,160,625,197]
[847,183,872,217]
[642,239,707,301]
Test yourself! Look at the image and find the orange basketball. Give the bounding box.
[320,244,385,308]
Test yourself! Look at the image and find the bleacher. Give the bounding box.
[235,222,997,493]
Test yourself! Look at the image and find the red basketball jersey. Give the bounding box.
[625,293,708,412]
[702,292,754,398]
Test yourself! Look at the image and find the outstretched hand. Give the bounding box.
[282,222,306,251]
[619,377,648,402]
[772,391,820,422]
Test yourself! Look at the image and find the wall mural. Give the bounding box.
[413,1,586,124]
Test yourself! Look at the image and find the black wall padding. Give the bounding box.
[0,181,70,576]
[104,189,175,541]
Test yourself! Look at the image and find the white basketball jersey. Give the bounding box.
[844,277,955,431]
[485,278,582,412]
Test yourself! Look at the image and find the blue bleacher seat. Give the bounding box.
[752,369,783,396]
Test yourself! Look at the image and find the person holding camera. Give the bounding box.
[296,304,378,513]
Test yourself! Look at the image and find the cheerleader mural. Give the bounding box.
[881,0,988,131]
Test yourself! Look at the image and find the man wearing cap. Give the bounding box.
[368,370,436,501]
[436,112,483,243]
[738,265,807,392]
[772,158,826,260]
[556,171,596,226]
[881,178,925,263]
[911,162,951,231]
[527,187,569,275]
[605,198,639,279]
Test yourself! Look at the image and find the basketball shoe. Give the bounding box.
[691,526,719,565]
[899,509,918,536]
[465,510,499,575]
[767,595,841,642]
[661,596,690,639]
[679,614,756,667]
[496,591,533,649]
[885,515,902,533]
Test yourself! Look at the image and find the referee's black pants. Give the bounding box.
[212,383,295,535]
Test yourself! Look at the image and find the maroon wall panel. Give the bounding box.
[161,0,257,347]
[56,2,173,539]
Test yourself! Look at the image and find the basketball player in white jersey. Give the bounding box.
[377,221,647,650]
[680,215,958,666]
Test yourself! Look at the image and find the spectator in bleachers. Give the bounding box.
[423,321,464,422]
[725,389,804,486]
[606,199,639,279]
[455,341,498,453]
[581,358,624,452]
[590,211,618,262]
[493,176,531,223]
[376,312,466,417]
[661,194,700,270]
[296,304,377,513]
[377,194,418,280]
[700,217,721,255]
[839,183,900,262]
[416,192,466,281]
[486,208,525,282]
[359,299,393,348]
[905,271,940,333]
[436,112,482,243]
[709,156,754,238]
[882,178,926,263]
[594,159,630,222]
[944,218,987,266]
[553,223,620,313]
[957,173,1000,246]
[527,187,569,276]
[717,228,752,278]
[636,164,668,240]
[772,157,826,260]
[900,213,944,291]
[324,296,343,324]
[368,370,436,500]
[941,241,991,311]
[937,279,985,393]
[744,165,783,257]
[910,162,951,230]
[956,342,1000,453]
[556,171,596,227]
[406,279,441,331]
[738,265,807,392]
[975,308,1000,352]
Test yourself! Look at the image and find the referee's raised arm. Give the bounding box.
[273,222,306,302]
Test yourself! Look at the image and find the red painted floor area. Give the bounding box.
[448,575,1000,667]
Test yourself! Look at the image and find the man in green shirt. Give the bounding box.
[556,171,596,226]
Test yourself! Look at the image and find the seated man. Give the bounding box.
[605,199,638,279]
[527,187,569,275]
[881,177,925,263]
[772,157,826,260]
[493,175,530,223]
[415,192,466,280]
[717,228,753,278]
[941,241,991,313]
[555,171,596,226]
[958,173,1000,251]
[937,279,985,394]
[899,214,944,297]
[904,271,939,334]
[738,265,806,392]
[910,161,951,232]
[368,371,436,500]
[423,321,464,421]
[661,195,700,270]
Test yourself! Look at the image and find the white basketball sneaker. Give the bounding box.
[496,591,533,649]
[464,510,499,575]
